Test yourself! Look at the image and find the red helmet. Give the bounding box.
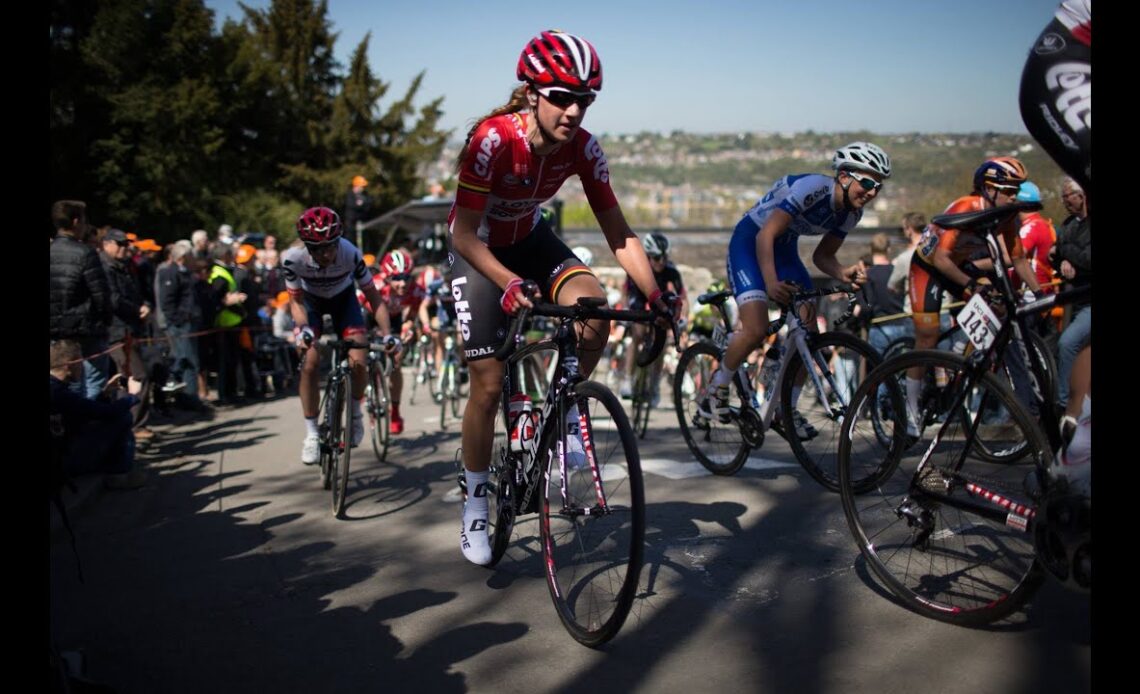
[416,265,442,291]
[517,30,603,92]
[296,207,342,245]
[380,249,414,278]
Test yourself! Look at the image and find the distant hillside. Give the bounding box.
[427,131,1070,230]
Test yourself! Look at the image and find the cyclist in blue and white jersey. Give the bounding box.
[700,141,890,434]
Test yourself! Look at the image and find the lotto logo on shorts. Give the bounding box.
[452,276,471,341]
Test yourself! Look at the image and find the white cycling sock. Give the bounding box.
[305,417,319,437]
[460,469,492,565]
[352,397,363,419]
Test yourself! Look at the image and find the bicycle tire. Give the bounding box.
[332,370,352,518]
[319,383,335,490]
[969,331,1055,465]
[439,361,454,430]
[673,341,750,475]
[369,359,391,462]
[541,380,644,647]
[780,331,881,492]
[837,350,1047,626]
[448,359,463,418]
[485,432,515,568]
[631,364,650,439]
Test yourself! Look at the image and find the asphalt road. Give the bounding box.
[50,367,1091,693]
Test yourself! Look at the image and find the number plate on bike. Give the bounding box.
[956,294,1002,352]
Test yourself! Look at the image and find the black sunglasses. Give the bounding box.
[648,253,665,262]
[539,88,596,109]
[389,272,412,282]
[845,171,882,192]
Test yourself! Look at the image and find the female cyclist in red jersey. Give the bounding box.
[448,29,674,565]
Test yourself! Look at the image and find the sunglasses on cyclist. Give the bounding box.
[537,87,597,110]
[648,253,665,262]
[844,171,882,192]
[388,272,412,282]
[304,242,337,254]
[989,184,1021,195]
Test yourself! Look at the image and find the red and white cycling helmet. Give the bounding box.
[416,265,442,292]
[296,207,342,246]
[380,249,414,279]
[517,30,603,92]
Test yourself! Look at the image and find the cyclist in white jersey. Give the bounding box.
[281,207,392,465]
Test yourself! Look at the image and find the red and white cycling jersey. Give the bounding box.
[1014,211,1057,290]
[448,112,618,247]
[358,275,424,316]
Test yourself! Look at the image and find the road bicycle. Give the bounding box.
[674,285,880,490]
[364,337,393,462]
[836,201,1091,625]
[312,335,368,518]
[435,319,468,430]
[459,281,672,646]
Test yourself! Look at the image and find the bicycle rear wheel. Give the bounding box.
[838,350,1047,626]
[368,360,391,462]
[332,370,352,518]
[631,365,651,439]
[780,332,881,492]
[673,341,750,475]
[541,380,644,647]
[439,361,452,430]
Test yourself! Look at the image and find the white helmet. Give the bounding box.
[572,245,594,266]
[642,232,670,258]
[833,141,891,179]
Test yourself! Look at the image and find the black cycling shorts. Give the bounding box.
[447,219,594,361]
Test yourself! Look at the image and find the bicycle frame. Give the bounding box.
[900,207,1089,538]
[713,288,858,441]
[501,321,603,519]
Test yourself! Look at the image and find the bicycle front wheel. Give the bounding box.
[780,331,881,492]
[673,342,750,475]
[541,380,644,647]
[319,383,336,490]
[838,350,1047,626]
[332,370,352,518]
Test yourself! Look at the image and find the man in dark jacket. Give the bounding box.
[49,200,113,399]
[157,240,209,411]
[100,229,154,433]
[1051,177,1091,407]
[50,339,145,489]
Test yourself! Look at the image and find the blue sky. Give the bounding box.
[205,0,1059,137]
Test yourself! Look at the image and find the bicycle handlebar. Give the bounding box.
[494,281,670,364]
